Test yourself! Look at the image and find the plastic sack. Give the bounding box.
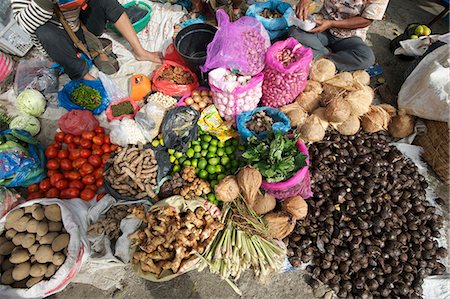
[260,139,313,200]
[99,72,127,103]
[105,98,140,122]
[161,106,200,152]
[201,9,270,76]
[164,43,188,67]
[245,0,294,40]
[237,107,291,141]
[57,110,100,136]
[152,61,199,97]
[130,196,221,282]
[209,68,263,123]
[398,44,450,122]
[0,198,90,299]
[135,102,166,142]
[58,79,110,115]
[14,58,59,96]
[261,38,313,108]
[109,117,147,147]
[0,129,46,188]
[0,187,24,217]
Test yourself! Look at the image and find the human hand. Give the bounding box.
[295,0,312,21]
[309,19,334,33]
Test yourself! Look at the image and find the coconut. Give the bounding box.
[252,192,276,215]
[214,176,240,202]
[310,59,336,82]
[361,105,391,133]
[281,196,308,220]
[334,114,360,135]
[299,114,327,142]
[264,212,296,240]
[325,72,354,90]
[388,109,415,138]
[312,107,330,128]
[345,85,374,116]
[280,102,308,128]
[304,80,323,95]
[324,97,351,123]
[378,104,397,117]
[352,70,370,86]
[296,91,321,113]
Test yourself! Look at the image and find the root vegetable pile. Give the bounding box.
[104,144,158,200]
[258,8,282,19]
[70,84,101,110]
[178,167,211,200]
[129,204,223,277]
[287,130,447,298]
[184,89,213,112]
[245,110,274,134]
[146,92,177,109]
[0,204,69,288]
[157,65,194,85]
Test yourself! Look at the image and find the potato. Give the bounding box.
[0,240,15,255]
[30,263,47,277]
[12,233,25,246]
[45,264,57,278]
[36,221,49,237]
[52,252,65,266]
[26,275,44,288]
[35,245,53,263]
[6,208,24,226]
[9,249,30,264]
[44,205,61,222]
[0,236,7,245]
[5,229,17,240]
[26,219,39,233]
[1,268,14,285]
[2,258,14,271]
[13,215,31,232]
[12,278,28,288]
[52,234,69,252]
[12,262,31,281]
[24,205,38,214]
[32,207,45,221]
[39,232,59,245]
[21,234,36,249]
[28,244,39,255]
[48,221,63,232]
[0,254,3,264]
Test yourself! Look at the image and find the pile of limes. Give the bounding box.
[169,131,241,189]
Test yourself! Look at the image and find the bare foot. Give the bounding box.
[135,50,163,64]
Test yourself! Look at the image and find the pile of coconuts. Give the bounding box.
[286,130,447,298]
[280,59,416,142]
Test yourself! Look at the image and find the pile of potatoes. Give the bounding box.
[0,204,70,288]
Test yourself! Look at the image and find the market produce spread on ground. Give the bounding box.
[0,7,447,299]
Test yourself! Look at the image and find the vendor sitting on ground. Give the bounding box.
[290,0,389,71]
[187,0,243,21]
[11,0,163,81]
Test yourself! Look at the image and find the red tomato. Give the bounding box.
[54,132,65,142]
[69,180,84,189]
[69,149,81,160]
[95,178,104,188]
[80,149,91,159]
[81,131,95,140]
[93,167,104,179]
[95,127,105,134]
[92,135,103,145]
[27,184,40,193]
[64,134,74,145]
[72,158,87,169]
[82,174,96,185]
[39,178,52,192]
[59,189,71,199]
[92,148,103,156]
[96,193,107,202]
[50,173,65,186]
[60,159,73,171]
[73,136,81,145]
[103,135,111,144]
[28,191,44,200]
[88,155,102,167]
[101,144,111,153]
[101,153,111,164]
[80,139,92,149]
[57,149,69,159]
[49,142,62,150]
[80,188,96,201]
[65,188,80,198]
[46,159,60,170]
[45,146,58,159]
[65,171,81,181]
[80,163,94,175]
[45,188,60,198]
[47,170,61,177]
[85,184,98,192]
[55,179,69,190]
[110,144,119,152]
[91,144,102,151]
[67,143,78,151]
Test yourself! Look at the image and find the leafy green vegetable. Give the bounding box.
[9,114,41,136]
[16,89,46,117]
[242,132,307,182]
[70,84,101,110]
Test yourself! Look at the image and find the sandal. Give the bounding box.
[94,52,119,75]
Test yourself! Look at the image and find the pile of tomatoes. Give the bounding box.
[27,126,118,201]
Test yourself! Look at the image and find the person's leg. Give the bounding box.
[288,26,330,59]
[327,36,375,71]
[35,23,94,81]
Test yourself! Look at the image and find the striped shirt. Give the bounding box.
[11,0,81,52]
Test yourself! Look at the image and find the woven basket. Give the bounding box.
[415,120,450,184]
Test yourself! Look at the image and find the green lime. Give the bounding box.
[151,140,160,147]
[217,148,225,157]
[196,168,200,176]
[191,159,198,168]
[194,145,202,153]
[208,173,217,181]
[217,174,226,181]
[179,156,186,164]
[210,139,218,147]
[169,155,176,163]
[168,149,175,155]
[194,152,201,159]
[183,160,191,167]
[201,142,209,150]
[206,165,216,174]
[225,146,234,155]
[215,165,224,173]
[207,193,216,202]
[231,139,239,147]
[198,159,208,170]
[206,152,216,159]
[208,157,220,166]
[174,152,183,159]
[186,148,195,158]
[173,165,181,172]
[208,145,217,153]
[175,159,179,165]
[201,149,208,157]
[217,141,225,148]
[199,170,208,179]
[191,140,199,146]
[238,145,245,151]
[202,135,212,143]
[210,180,218,189]
[221,156,230,165]
[231,160,239,168]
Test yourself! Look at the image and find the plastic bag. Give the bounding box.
[209,68,263,123]
[0,129,46,188]
[58,79,110,115]
[245,0,294,40]
[14,59,59,96]
[237,107,291,141]
[197,105,238,142]
[0,187,24,217]
[109,117,147,147]
[135,102,166,142]
[99,72,127,103]
[0,198,90,299]
[58,110,100,136]
[164,43,188,67]
[161,106,200,152]
[201,9,270,76]
[152,61,199,97]
[105,98,140,122]
[261,38,313,108]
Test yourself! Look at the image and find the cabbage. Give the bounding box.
[16,89,46,117]
[9,114,41,136]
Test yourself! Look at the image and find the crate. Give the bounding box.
[0,17,33,57]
